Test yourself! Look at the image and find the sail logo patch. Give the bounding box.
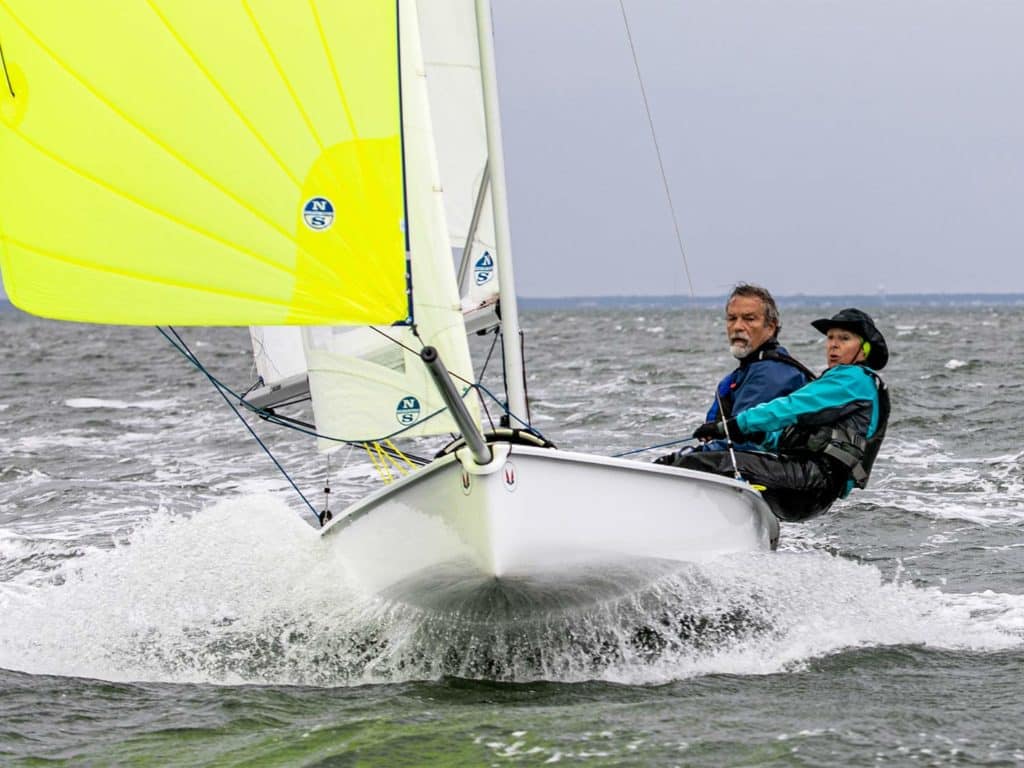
[303,197,335,230]
[473,251,494,286]
[396,396,421,426]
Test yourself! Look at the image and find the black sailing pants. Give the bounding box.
[667,449,843,522]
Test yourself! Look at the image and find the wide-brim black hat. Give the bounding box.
[811,308,889,370]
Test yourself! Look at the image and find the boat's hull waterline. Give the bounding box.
[322,444,778,616]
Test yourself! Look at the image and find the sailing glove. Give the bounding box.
[693,418,743,442]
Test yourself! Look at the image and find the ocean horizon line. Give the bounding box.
[518,292,1024,309]
[2,291,1023,315]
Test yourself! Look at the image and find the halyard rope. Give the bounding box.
[618,1,695,297]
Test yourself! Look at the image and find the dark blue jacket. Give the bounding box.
[704,341,811,450]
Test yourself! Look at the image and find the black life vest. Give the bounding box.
[777,368,890,490]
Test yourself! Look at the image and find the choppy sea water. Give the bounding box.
[1,301,1023,766]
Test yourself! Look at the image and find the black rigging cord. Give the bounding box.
[518,328,532,425]
[320,453,332,526]
[158,326,320,522]
[476,328,500,431]
[496,327,510,427]
[612,436,696,458]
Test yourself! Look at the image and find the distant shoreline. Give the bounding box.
[518,293,1024,310]
[3,292,1023,315]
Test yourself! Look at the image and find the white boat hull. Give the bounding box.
[322,443,778,614]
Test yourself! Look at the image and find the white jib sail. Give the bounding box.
[417,0,500,322]
[249,327,306,387]
[300,0,478,449]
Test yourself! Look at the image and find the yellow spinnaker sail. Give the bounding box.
[0,1,410,326]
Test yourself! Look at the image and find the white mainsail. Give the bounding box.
[418,1,500,321]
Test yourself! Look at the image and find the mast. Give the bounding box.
[474,0,529,426]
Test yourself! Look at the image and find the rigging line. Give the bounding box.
[156,327,433,460]
[367,325,516,439]
[383,439,416,470]
[497,326,509,412]
[518,329,532,424]
[255,408,316,430]
[363,442,392,483]
[473,382,547,437]
[254,404,428,464]
[618,0,695,298]
[478,326,500,382]
[478,388,497,433]
[0,42,14,98]
[239,377,263,399]
[612,436,696,458]
[368,325,478,391]
[337,324,544,438]
[335,321,542,440]
[716,390,743,481]
[476,329,501,431]
[159,327,320,520]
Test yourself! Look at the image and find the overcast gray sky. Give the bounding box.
[2,1,1021,301]
[493,0,1024,297]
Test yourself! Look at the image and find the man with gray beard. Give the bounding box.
[656,283,812,462]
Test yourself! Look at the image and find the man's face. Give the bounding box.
[725,295,777,359]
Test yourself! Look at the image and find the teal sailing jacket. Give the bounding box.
[735,364,885,496]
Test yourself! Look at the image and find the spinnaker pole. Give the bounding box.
[420,346,491,465]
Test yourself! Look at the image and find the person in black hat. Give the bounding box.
[666,308,890,521]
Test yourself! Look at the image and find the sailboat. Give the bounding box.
[0,1,777,613]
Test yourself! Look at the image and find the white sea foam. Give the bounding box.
[64,397,178,410]
[944,359,968,369]
[17,469,52,486]
[868,438,1024,521]
[13,434,104,450]
[0,527,34,556]
[0,498,1020,687]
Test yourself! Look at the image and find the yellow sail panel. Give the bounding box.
[0,1,410,326]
